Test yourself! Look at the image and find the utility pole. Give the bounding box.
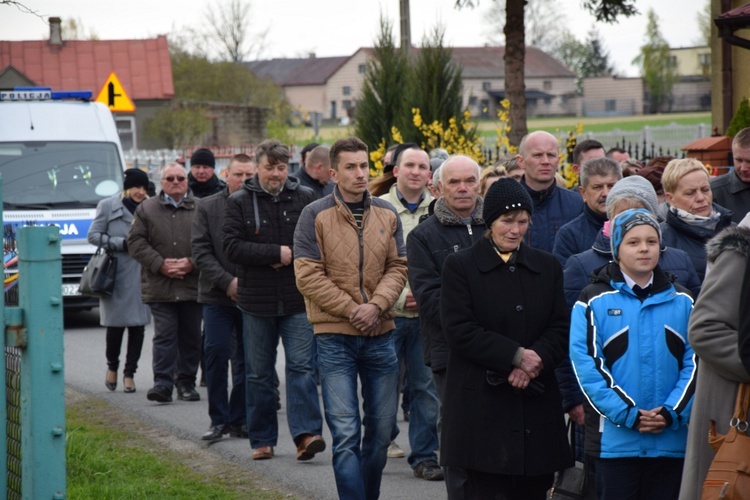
[400,0,411,54]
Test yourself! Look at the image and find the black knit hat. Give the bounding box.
[123,168,150,190]
[190,148,215,168]
[482,177,534,227]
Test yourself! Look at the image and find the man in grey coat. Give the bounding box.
[192,154,256,440]
[128,162,202,404]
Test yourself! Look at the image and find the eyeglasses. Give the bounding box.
[164,176,186,182]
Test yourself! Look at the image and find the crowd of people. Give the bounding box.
[86,127,750,500]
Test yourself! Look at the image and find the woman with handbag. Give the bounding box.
[679,216,750,499]
[87,168,152,393]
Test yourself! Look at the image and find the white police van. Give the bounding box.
[0,87,125,310]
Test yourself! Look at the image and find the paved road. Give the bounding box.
[63,309,448,500]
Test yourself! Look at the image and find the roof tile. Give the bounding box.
[0,36,173,100]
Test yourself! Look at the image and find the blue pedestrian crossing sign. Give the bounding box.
[95,72,135,112]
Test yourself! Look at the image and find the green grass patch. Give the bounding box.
[286,112,711,145]
[66,396,288,499]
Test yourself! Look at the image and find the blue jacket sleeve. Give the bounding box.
[569,299,640,429]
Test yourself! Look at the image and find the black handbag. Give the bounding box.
[547,421,588,500]
[79,244,117,298]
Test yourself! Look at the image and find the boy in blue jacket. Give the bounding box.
[570,208,696,499]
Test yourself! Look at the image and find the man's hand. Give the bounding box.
[350,303,381,335]
[226,277,238,302]
[637,407,667,434]
[508,367,531,389]
[519,349,543,379]
[160,258,190,279]
[404,290,418,311]
[280,245,293,266]
[568,404,585,426]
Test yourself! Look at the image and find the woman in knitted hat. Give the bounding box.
[439,178,572,498]
[87,168,152,393]
[570,208,696,499]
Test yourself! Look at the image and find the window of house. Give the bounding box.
[543,80,552,91]
[342,100,353,110]
[482,81,492,91]
[469,96,478,106]
[115,117,136,150]
[544,97,552,105]
[605,99,616,112]
[668,56,677,68]
[358,64,366,74]
[343,86,351,96]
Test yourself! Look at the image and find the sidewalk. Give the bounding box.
[63,310,447,499]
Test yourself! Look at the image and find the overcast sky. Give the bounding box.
[1,0,708,77]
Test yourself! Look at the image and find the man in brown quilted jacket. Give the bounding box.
[294,136,408,500]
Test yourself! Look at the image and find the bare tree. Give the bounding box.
[695,0,711,46]
[483,0,564,53]
[204,0,268,62]
[62,17,99,40]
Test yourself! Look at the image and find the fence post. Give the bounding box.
[17,225,65,499]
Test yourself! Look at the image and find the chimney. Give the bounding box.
[49,17,62,46]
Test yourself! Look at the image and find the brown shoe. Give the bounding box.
[252,446,274,460]
[296,434,326,461]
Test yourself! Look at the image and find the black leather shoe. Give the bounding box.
[146,385,172,403]
[201,425,225,441]
[176,384,200,401]
[224,424,248,439]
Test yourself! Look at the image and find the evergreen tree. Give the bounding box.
[579,30,615,79]
[408,27,465,139]
[633,9,679,113]
[727,98,750,137]
[354,17,411,155]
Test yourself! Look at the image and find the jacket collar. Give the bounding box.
[158,190,196,209]
[434,197,484,226]
[188,172,225,197]
[521,178,557,206]
[594,261,674,298]
[730,169,750,194]
[583,203,608,227]
[474,238,542,274]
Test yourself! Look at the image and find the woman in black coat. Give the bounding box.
[440,178,572,499]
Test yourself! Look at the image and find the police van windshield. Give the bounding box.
[0,141,123,209]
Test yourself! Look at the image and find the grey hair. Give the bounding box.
[160,162,186,177]
[580,157,622,187]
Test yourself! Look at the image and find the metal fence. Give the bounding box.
[480,122,711,166]
[2,216,66,498]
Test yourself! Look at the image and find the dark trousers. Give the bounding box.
[463,470,553,500]
[149,301,203,390]
[596,457,683,500]
[434,369,471,500]
[203,304,245,428]
[105,325,145,377]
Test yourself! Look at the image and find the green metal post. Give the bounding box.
[17,226,65,499]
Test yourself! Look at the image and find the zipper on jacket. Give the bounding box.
[467,224,473,236]
[358,227,367,303]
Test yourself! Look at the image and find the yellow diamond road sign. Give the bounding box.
[95,72,135,112]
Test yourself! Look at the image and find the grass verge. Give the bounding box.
[66,391,291,499]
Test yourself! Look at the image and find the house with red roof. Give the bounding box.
[246,46,577,123]
[0,18,173,150]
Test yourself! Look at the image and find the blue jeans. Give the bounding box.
[203,304,245,428]
[317,332,399,500]
[242,311,322,448]
[391,317,439,467]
